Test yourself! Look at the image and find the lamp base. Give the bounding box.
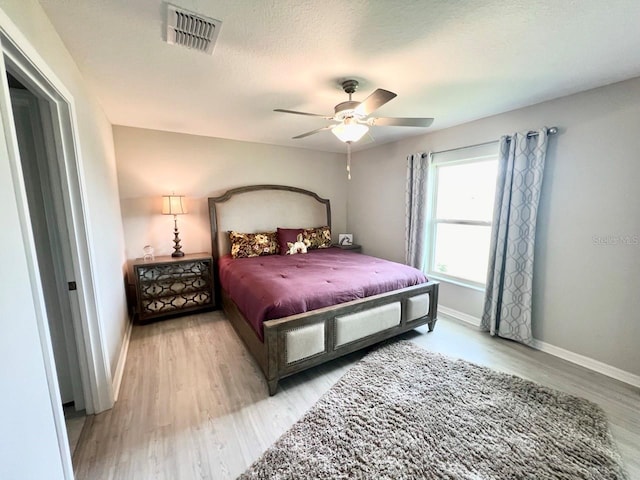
[171,216,185,257]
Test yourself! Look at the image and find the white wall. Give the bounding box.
[0,0,128,477]
[349,77,640,377]
[114,126,348,260]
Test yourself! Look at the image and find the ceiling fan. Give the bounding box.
[274,79,434,143]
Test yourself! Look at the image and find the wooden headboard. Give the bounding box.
[208,184,331,261]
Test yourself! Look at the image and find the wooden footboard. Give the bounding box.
[223,281,439,395]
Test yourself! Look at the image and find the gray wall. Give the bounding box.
[348,77,640,377]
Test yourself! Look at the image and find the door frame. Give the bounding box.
[0,13,114,479]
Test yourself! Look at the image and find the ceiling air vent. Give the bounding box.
[166,3,222,55]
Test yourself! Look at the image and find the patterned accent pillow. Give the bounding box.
[229,231,279,259]
[303,226,332,250]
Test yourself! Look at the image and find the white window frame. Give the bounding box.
[425,144,499,290]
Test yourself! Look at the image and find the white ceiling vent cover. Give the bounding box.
[166,3,222,55]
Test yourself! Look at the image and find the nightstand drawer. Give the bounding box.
[140,290,212,316]
[137,277,210,299]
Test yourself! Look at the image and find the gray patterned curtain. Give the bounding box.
[405,152,429,269]
[481,129,549,345]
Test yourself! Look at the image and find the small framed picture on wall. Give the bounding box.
[338,234,353,246]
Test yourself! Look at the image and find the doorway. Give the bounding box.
[8,72,86,450]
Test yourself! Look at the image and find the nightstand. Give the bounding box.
[334,244,362,253]
[128,253,215,322]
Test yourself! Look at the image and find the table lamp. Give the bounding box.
[162,194,186,257]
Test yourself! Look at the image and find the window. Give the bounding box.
[427,144,499,288]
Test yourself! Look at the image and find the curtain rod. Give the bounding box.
[424,126,558,157]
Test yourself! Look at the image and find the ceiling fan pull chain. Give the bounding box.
[347,142,352,180]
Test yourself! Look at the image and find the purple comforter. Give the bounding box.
[219,247,427,340]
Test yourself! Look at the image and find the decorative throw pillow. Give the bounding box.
[286,233,310,255]
[229,231,278,259]
[303,226,332,250]
[277,228,304,255]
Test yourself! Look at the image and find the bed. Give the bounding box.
[208,185,439,395]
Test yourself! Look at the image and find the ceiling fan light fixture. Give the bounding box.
[331,123,369,143]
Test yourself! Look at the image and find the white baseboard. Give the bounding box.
[112,318,133,401]
[531,339,640,389]
[438,305,639,389]
[438,306,482,328]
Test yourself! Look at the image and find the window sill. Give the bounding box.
[426,273,486,292]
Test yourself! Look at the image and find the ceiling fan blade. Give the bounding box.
[354,89,397,116]
[371,117,434,127]
[274,109,332,119]
[292,125,334,139]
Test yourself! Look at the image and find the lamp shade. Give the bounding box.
[162,195,186,215]
[331,122,369,143]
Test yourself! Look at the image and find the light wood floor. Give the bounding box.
[63,404,86,456]
[73,312,640,479]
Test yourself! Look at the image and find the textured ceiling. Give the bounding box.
[38,0,640,153]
